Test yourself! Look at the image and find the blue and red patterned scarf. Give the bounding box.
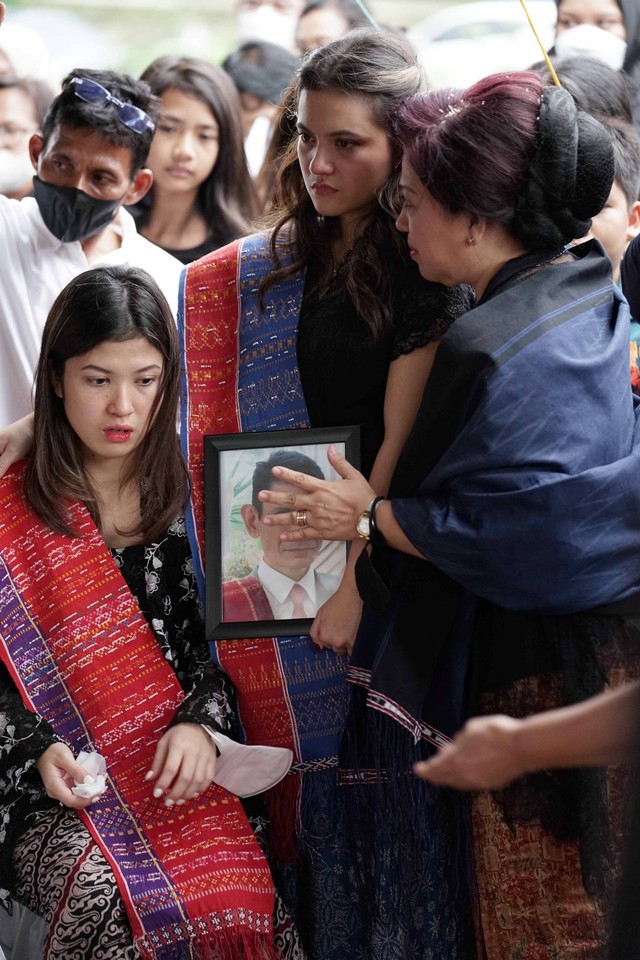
[178,233,350,859]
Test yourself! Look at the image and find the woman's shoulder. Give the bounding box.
[183,229,300,285]
[0,459,27,494]
[390,260,474,346]
[184,236,244,281]
[393,258,472,310]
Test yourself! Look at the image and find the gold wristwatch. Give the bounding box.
[356,496,384,541]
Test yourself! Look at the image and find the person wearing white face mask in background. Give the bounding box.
[0,77,53,200]
[552,0,640,129]
[0,17,59,89]
[234,0,305,53]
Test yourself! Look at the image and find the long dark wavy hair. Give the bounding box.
[24,265,189,542]
[261,29,425,339]
[139,56,258,246]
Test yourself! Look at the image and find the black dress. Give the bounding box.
[296,254,471,477]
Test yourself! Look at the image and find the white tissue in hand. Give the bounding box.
[71,750,108,798]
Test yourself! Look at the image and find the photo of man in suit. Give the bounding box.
[222,449,341,622]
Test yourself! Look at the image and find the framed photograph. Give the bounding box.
[204,425,360,640]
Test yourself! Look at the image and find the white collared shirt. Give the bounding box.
[257,558,318,619]
[0,196,183,426]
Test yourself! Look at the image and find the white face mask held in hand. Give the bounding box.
[204,730,293,798]
[555,24,627,71]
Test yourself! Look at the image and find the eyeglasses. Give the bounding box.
[0,123,37,145]
[69,77,155,136]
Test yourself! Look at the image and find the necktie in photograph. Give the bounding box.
[289,582,308,618]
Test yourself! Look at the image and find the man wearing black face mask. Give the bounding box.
[0,4,183,427]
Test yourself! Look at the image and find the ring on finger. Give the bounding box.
[295,509,308,528]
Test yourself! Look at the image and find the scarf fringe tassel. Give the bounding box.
[136,913,280,960]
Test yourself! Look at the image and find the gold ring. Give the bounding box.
[295,510,308,528]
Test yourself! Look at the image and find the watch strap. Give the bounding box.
[358,495,384,540]
[368,496,384,536]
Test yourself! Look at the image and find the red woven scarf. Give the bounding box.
[0,466,277,960]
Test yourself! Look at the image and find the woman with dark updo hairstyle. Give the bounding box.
[254,71,640,958]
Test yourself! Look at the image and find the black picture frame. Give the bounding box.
[204,425,361,640]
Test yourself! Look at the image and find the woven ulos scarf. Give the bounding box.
[178,232,350,862]
[0,465,277,960]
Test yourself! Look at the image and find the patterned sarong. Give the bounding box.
[0,466,277,960]
[179,233,350,855]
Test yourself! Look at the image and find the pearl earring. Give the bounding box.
[467,236,477,245]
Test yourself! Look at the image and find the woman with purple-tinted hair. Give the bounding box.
[256,70,640,956]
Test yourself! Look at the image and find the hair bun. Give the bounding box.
[511,86,614,249]
[541,86,615,219]
[573,110,616,219]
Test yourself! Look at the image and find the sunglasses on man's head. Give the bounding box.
[69,77,155,136]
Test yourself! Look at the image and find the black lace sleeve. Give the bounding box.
[171,661,237,734]
[112,518,236,737]
[390,263,474,360]
[0,661,61,794]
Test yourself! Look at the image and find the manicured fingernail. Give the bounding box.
[144,770,154,781]
[164,798,175,808]
[153,787,163,799]
[176,799,186,806]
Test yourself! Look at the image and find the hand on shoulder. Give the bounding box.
[0,414,34,477]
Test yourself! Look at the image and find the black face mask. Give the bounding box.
[33,176,124,242]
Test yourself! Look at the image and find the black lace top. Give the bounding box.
[0,518,233,904]
[297,256,471,478]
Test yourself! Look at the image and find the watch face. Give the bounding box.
[356,512,370,539]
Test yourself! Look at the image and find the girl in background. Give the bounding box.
[132,56,258,264]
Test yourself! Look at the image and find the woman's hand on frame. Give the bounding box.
[258,444,376,543]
